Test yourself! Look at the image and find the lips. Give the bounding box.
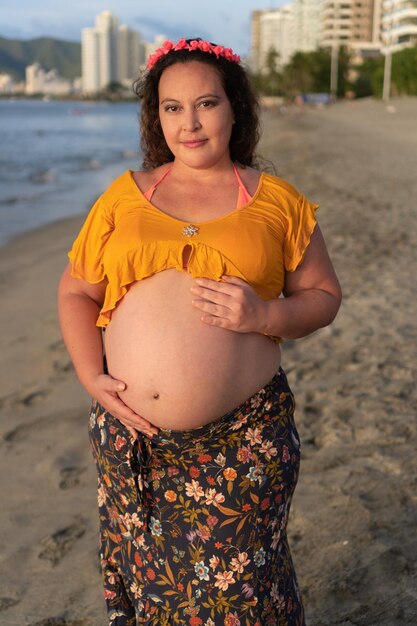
[181,139,208,148]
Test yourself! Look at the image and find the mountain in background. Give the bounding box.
[0,36,81,80]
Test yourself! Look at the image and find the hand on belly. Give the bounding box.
[104,270,281,430]
[86,372,159,438]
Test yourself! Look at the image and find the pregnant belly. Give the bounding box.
[103,270,281,430]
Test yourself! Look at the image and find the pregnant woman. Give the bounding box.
[58,38,341,626]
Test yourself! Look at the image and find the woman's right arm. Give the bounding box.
[58,264,158,437]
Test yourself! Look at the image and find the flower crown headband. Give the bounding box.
[146,38,241,70]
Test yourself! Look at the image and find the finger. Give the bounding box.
[119,417,154,439]
[201,314,231,328]
[192,299,231,318]
[116,414,158,437]
[113,414,155,436]
[99,375,127,393]
[221,275,248,286]
[193,278,238,297]
[127,425,138,440]
[105,395,158,434]
[191,287,233,306]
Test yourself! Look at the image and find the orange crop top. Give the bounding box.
[68,169,319,339]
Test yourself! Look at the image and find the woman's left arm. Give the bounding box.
[262,225,342,339]
[190,225,342,340]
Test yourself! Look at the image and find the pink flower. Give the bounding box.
[212,45,224,57]
[198,41,212,52]
[282,445,290,462]
[175,38,188,50]
[147,38,241,70]
[206,515,219,528]
[196,525,211,542]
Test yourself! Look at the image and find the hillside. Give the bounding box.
[0,36,81,80]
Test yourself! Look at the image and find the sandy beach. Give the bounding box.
[0,96,416,625]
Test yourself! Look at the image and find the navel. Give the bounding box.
[152,392,160,400]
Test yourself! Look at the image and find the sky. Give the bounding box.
[0,0,288,57]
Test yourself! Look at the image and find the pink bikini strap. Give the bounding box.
[144,163,252,206]
[233,163,252,206]
[143,166,173,201]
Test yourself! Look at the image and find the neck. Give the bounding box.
[168,156,236,184]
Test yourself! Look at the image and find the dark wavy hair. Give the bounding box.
[133,39,261,171]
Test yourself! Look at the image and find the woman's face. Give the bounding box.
[158,61,235,169]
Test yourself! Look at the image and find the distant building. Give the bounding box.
[251,0,389,72]
[249,10,263,72]
[26,63,45,94]
[293,0,324,53]
[251,4,296,73]
[82,10,143,94]
[118,24,141,82]
[320,0,383,62]
[381,0,417,53]
[250,1,324,73]
[25,63,73,95]
[82,28,100,93]
[0,73,14,93]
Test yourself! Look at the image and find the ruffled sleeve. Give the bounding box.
[283,193,319,272]
[68,194,114,284]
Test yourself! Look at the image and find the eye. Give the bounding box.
[163,104,180,112]
[198,100,216,109]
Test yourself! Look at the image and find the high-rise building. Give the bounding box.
[118,25,141,82]
[82,28,100,93]
[252,4,296,73]
[96,10,119,88]
[321,1,383,61]
[381,0,417,52]
[293,0,325,53]
[249,10,263,72]
[82,11,141,94]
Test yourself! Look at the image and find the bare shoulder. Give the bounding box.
[131,164,171,192]
[236,165,262,196]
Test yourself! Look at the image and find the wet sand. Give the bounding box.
[0,96,416,625]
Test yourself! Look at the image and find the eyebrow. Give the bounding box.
[160,93,221,105]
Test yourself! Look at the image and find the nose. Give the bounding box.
[182,108,202,132]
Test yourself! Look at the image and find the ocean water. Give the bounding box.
[0,99,142,247]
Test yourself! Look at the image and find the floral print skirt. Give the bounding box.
[88,367,305,626]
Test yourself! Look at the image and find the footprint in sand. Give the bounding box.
[52,359,74,374]
[22,389,49,406]
[59,466,87,490]
[0,388,49,412]
[38,517,87,566]
[0,596,20,612]
[3,414,53,443]
[3,408,84,443]
[49,340,73,374]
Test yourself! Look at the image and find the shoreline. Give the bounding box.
[1,96,416,625]
[1,95,414,251]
